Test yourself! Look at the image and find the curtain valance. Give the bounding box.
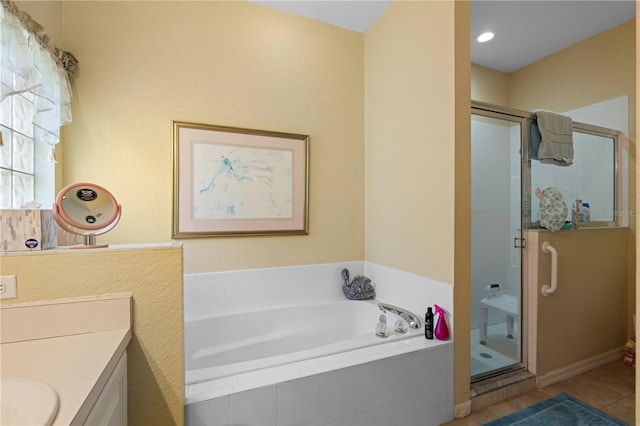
[1,0,76,149]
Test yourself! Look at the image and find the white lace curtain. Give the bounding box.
[0,0,76,155]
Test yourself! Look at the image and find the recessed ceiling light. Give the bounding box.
[477,32,495,43]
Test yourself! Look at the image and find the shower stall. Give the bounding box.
[470,100,623,382]
[470,105,526,381]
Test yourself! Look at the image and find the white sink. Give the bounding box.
[1,377,58,425]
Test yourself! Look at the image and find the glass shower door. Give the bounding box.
[470,110,524,381]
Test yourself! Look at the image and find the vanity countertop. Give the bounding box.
[0,295,132,425]
[2,329,130,425]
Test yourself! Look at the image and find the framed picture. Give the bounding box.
[173,121,309,237]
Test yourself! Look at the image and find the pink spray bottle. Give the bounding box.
[434,304,450,340]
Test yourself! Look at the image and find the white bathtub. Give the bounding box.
[184,264,454,424]
[185,299,422,387]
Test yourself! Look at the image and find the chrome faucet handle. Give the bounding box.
[395,319,409,334]
[377,302,422,329]
[376,314,389,338]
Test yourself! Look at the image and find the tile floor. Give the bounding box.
[443,359,635,425]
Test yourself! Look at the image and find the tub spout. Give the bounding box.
[377,303,422,329]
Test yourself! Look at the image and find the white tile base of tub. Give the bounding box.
[185,344,453,426]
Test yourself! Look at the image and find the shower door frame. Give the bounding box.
[470,99,624,383]
[470,102,529,382]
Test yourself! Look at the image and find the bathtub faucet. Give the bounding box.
[377,303,422,329]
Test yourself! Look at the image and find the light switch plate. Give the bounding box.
[0,275,17,299]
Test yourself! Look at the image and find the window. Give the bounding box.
[530,127,620,227]
[0,2,75,209]
[1,71,55,208]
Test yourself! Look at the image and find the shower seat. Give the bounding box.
[479,294,518,345]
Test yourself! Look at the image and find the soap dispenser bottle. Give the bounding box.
[572,199,582,229]
[425,307,434,340]
[581,202,590,222]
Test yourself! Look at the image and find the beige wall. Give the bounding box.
[0,247,184,426]
[364,0,471,410]
[60,1,365,274]
[471,64,509,106]
[453,0,472,413]
[509,19,635,116]
[14,1,62,42]
[364,0,456,284]
[530,230,628,373]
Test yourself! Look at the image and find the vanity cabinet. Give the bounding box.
[84,351,128,425]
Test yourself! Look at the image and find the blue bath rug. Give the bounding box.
[484,392,629,425]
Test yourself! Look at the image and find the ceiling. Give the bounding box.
[470,1,635,73]
[250,0,392,33]
[252,0,635,73]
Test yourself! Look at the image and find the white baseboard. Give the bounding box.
[535,347,624,389]
[454,400,472,418]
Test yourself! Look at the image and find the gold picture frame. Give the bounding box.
[172,121,309,237]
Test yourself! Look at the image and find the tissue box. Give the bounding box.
[0,209,57,251]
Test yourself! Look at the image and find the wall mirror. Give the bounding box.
[53,182,121,249]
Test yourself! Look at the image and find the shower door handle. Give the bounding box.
[513,237,525,249]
